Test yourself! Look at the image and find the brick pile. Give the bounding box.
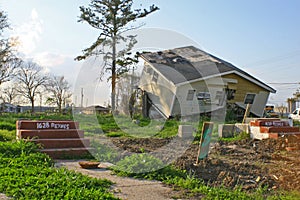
[249,118,300,151]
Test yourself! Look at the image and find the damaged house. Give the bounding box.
[138,46,276,119]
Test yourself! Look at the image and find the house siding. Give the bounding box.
[222,74,269,103]
[222,73,270,116]
[139,63,176,117]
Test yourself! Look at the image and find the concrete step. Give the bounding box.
[18,129,84,139]
[17,120,79,130]
[32,138,90,149]
[260,126,299,133]
[40,147,93,159]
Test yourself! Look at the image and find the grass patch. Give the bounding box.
[0,130,15,141]
[219,131,250,142]
[0,140,118,199]
[90,140,120,163]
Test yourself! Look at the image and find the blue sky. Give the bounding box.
[1,0,300,106]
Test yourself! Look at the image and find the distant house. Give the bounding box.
[139,46,276,118]
[82,105,110,115]
[0,103,22,113]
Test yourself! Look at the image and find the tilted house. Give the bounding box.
[139,46,276,118]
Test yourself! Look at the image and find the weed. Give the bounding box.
[112,153,165,175]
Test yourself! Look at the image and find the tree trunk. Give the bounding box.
[31,98,35,113]
[111,35,116,113]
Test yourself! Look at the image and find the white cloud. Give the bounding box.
[12,8,43,55]
[34,52,66,67]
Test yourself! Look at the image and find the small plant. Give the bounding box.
[219,131,250,142]
[90,140,120,163]
[112,153,165,175]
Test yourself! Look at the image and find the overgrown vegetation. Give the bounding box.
[0,113,299,199]
[0,140,117,199]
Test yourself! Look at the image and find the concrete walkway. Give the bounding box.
[56,160,176,200]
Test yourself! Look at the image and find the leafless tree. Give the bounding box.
[15,61,48,113]
[0,10,19,85]
[1,83,19,104]
[46,75,72,113]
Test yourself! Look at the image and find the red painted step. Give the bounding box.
[18,129,84,139]
[16,120,93,159]
[260,126,299,133]
[41,148,93,159]
[32,138,90,149]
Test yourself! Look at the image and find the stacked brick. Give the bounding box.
[16,120,92,158]
[249,119,300,151]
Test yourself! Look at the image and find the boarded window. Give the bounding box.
[244,93,256,104]
[152,71,158,83]
[186,90,195,101]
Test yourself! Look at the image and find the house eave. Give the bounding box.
[174,71,276,93]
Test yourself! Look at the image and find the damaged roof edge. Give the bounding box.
[139,46,277,94]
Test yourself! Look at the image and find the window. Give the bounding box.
[186,90,195,101]
[197,92,210,101]
[225,88,236,100]
[215,91,226,106]
[152,71,158,83]
[244,93,256,104]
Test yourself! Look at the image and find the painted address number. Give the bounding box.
[36,122,70,129]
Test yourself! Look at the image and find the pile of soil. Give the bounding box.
[111,137,300,192]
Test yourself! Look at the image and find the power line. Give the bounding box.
[267,83,300,85]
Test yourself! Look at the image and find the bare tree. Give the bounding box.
[15,61,48,113]
[46,75,72,113]
[0,10,19,85]
[1,83,19,104]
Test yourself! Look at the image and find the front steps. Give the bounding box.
[17,120,92,159]
[249,118,300,150]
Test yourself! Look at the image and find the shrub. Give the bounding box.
[0,122,15,131]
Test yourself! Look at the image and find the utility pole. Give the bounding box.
[81,88,84,108]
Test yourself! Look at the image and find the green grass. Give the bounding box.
[218,131,250,142]
[0,140,118,199]
[0,130,15,141]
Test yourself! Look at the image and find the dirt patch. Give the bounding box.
[110,137,300,192]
